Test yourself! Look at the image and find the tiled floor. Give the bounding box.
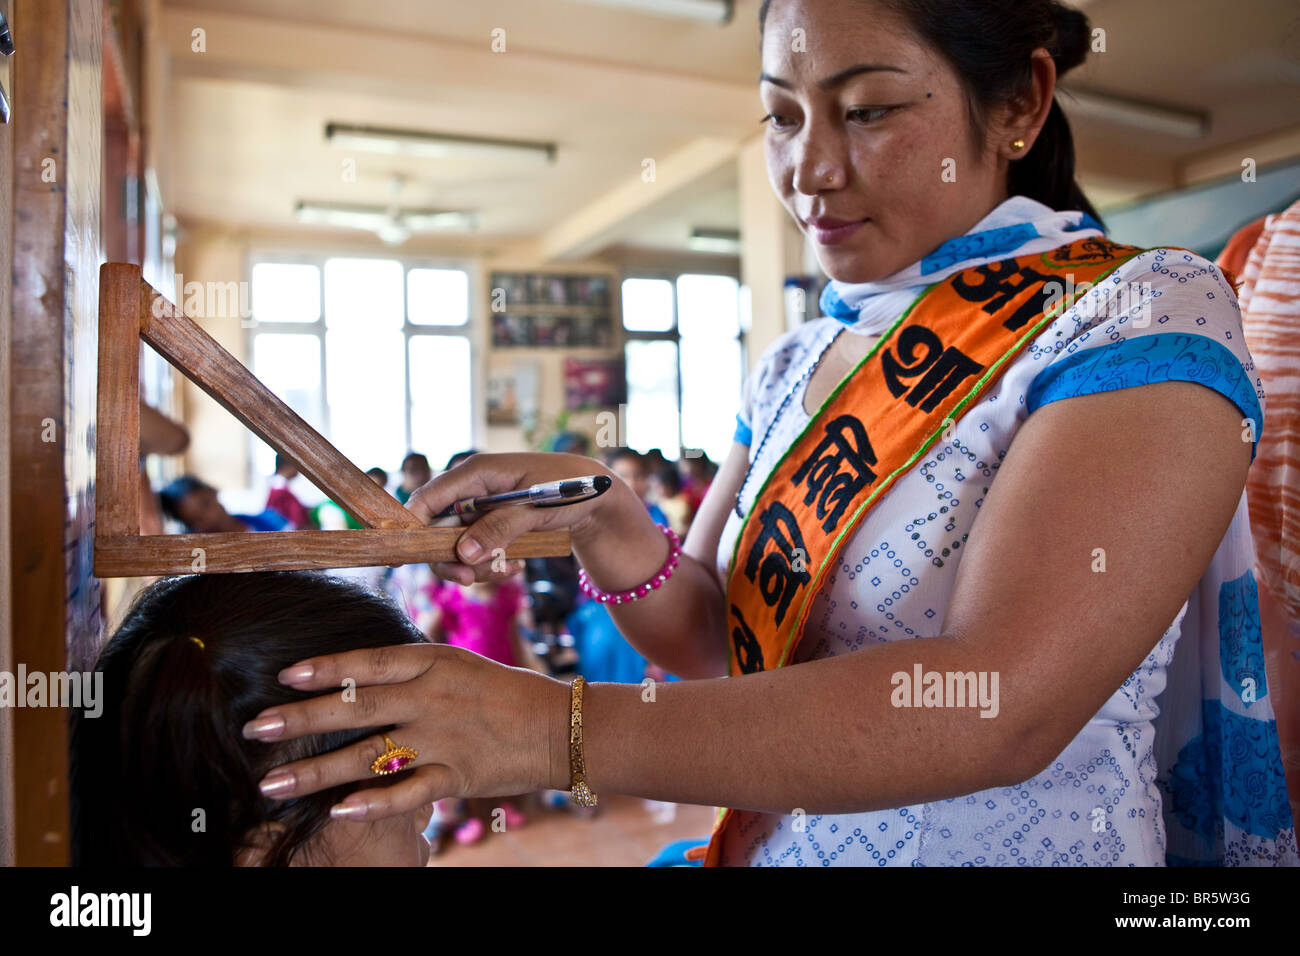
[427,796,716,867]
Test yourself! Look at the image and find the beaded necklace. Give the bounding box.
[732,327,846,519]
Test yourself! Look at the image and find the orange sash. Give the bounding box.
[705,236,1145,866]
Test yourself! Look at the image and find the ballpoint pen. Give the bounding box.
[432,474,612,519]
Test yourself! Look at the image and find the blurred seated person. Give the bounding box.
[396,452,432,505]
[678,450,716,521]
[605,448,668,527]
[651,459,691,537]
[265,454,317,530]
[160,475,289,533]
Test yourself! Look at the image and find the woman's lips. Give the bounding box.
[805,216,869,246]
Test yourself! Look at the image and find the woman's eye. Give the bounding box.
[761,113,795,131]
[848,107,895,124]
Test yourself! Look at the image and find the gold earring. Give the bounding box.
[1011,138,1026,151]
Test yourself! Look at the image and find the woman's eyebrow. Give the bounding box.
[760,63,909,91]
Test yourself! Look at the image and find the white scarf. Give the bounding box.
[818,196,1104,335]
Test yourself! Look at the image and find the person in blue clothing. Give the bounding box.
[159,475,290,533]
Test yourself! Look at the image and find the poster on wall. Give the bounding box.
[563,357,626,411]
[488,359,540,429]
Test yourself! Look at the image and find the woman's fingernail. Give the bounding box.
[242,714,285,740]
[458,537,483,562]
[330,798,368,820]
[259,770,296,796]
[278,663,314,686]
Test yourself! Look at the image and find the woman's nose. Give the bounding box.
[791,130,847,195]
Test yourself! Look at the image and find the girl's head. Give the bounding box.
[757,0,1098,283]
[71,571,432,866]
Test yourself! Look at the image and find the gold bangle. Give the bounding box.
[568,676,598,807]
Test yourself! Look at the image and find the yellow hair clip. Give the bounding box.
[189,636,206,650]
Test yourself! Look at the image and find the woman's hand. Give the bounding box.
[244,644,572,819]
[406,451,634,584]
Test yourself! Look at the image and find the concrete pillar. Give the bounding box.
[737,135,814,366]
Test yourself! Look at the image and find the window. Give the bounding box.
[621,273,745,462]
[248,256,474,485]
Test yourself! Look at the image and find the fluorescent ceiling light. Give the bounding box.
[1058,87,1208,139]
[325,123,556,165]
[296,201,477,239]
[568,0,733,24]
[689,227,740,253]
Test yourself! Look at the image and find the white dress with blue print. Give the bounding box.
[717,198,1298,866]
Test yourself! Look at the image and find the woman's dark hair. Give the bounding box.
[158,474,215,524]
[758,0,1103,226]
[655,461,683,497]
[71,571,425,866]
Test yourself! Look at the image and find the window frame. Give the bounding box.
[243,248,482,482]
[620,268,748,459]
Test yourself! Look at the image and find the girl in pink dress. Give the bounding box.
[427,576,526,666]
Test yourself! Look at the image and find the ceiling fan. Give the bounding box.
[295,175,478,245]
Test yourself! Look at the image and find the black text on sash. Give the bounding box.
[879,326,985,413]
[742,501,811,626]
[950,259,1056,332]
[790,413,878,533]
[730,604,765,674]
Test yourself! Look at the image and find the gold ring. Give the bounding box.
[371,734,418,775]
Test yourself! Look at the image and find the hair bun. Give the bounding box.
[1049,2,1092,75]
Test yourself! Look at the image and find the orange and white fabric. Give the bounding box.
[1223,199,1300,825]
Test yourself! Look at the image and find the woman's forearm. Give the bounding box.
[572,483,729,679]
[555,634,1039,814]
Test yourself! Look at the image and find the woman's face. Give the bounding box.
[760,0,1011,283]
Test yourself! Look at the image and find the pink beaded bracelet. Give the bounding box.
[577,524,681,605]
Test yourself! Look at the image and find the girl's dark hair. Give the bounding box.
[71,571,425,866]
[759,0,1103,226]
